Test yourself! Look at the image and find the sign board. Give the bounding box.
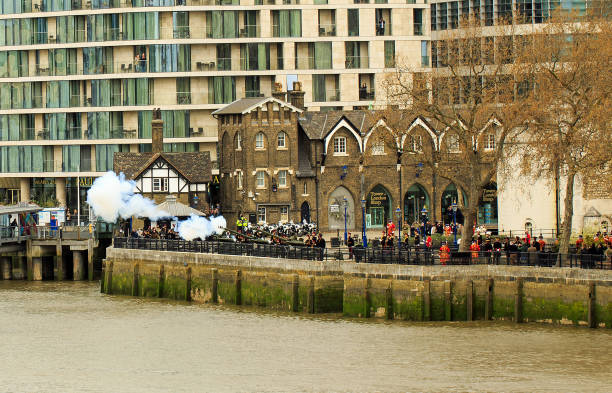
[79,177,94,187]
[249,213,257,224]
[38,208,66,226]
[330,204,340,213]
[482,189,496,202]
[368,192,387,206]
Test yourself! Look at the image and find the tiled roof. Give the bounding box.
[113,151,212,183]
[298,110,374,140]
[212,96,303,115]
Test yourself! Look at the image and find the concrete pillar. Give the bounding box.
[13,256,26,280]
[73,250,86,281]
[20,178,31,202]
[1,256,12,280]
[55,177,67,207]
[32,257,43,281]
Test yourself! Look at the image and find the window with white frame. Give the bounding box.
[484,133,495,150]
[280,206,289,222]
[333,136,346,154]
[237,171,243,189]
[256,171,266,188]
[303,182,307,195]
[277,131,287,148]
[255,132,264,149]
[278,170,288,187]
[371,141,385,155]
[411,135,423,152]
[152,178,168,192]
[236,133,242,150]
[257,206,266,223]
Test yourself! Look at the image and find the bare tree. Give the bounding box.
[384,17,533,250]
[519,10,612,254]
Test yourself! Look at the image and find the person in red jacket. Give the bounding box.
[425,235,432,248]
[470,240,480,261]
[439,242,450,265]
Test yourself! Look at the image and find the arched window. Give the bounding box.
[235,133,242,150]
[255,132,264,149]
[277,131,287,148]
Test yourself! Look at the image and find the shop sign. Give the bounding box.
[330,204,339,213]
[369,192,387,206]
[34,178,55,185]
[79,177,94,187]
[482,189,496,202]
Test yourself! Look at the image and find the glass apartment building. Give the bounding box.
[0,0,429,211]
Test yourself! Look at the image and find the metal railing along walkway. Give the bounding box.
[113,237,611,269]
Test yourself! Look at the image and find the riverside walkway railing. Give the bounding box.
[113,237,611,269]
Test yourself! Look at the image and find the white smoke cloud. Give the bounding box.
[87,171,170,223]
[177,214,227,241]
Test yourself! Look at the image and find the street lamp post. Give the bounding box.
[421,206,428,244]
[395,207,401,248]
[361,199,367,248]
[343,197,348,245]
[452,200,458,246]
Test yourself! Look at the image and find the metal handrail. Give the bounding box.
[112,237,611,269]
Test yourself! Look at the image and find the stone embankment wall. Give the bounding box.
[103,248,612,328]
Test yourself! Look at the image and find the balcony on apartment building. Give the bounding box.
[318,9,336,37]
[358,74,374,101]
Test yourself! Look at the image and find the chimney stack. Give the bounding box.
[288,81,305,110]
[271,82,286,102]
[152,108,163,153]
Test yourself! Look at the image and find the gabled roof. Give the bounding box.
[113,151,212,184]
[298,110,373,140]
[212,96,303,116]
[157,195,205,218]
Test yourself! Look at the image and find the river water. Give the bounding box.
[1,282,611,393]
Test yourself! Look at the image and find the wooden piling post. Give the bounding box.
[466,280,474,321]
[235,270,242,305]
[307,276,315,314]
[185,266,192,302]
[157,265,164,298]
[588,283,597,329]
[291,274,299,312]
[423,279,431,321]
[485,278,494,321]
[211,268,219,303]
[514,278,523,323]
[131,263,139,297]
[364,275,372,318]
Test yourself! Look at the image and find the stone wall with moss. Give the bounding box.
[103,248,612,328]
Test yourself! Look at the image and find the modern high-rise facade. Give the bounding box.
[0,0,595,216]
[0,0,430,213]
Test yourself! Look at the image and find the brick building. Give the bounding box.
[215,86,499,234]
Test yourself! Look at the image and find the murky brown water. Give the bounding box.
[1,281,611,393]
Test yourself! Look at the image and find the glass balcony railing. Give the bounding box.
[358,88,375,100]
[345,56,369,69]
[25,0,222,14]
[239,58,284,71]
[414,23,424,36]
[177,92,192,104]
[216,58,232,71]
[205,25,261,39]
[42,160,62,172]
[313,89,340,102]
[318,24,337,37]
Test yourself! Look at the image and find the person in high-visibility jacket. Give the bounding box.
[236,215,245,233]
[439,242,450,265]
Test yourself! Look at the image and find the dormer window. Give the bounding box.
[333,136,346,154]
[410,135,423,153]
[255,132,265,149]
[484,133,495,150]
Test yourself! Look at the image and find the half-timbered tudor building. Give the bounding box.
[114,115,212,211]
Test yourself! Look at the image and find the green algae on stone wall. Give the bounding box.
[102,248,612,328]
